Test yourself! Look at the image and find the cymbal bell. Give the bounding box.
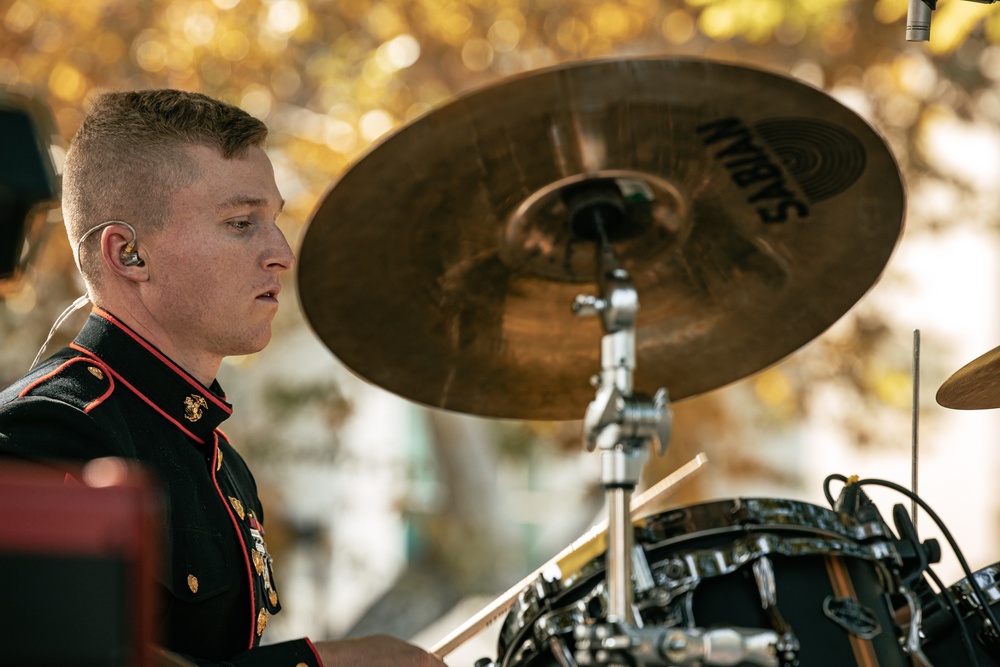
[937,345,1000,410]
[298,57,905,420]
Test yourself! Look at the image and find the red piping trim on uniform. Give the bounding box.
[304,637,324,666]
[90,307,233,414]
[70,344,207,445]
[78,357,115,413]
[19,357,116,413]
[210,432,257,649]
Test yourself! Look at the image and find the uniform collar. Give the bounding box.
[72,307,233,444]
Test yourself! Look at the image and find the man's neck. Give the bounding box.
[92,299,222,387]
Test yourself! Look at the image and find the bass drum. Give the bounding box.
[921,561,1000,665]
[497,498,916,667]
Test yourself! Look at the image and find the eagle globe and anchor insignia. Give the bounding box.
[183,394,209,422]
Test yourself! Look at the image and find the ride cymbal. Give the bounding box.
[298,57,905,420]
[937,345,1000,410]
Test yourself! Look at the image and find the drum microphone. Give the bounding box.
[906,0,935,42]
[908,0,1000,42]
[833,476,882,525]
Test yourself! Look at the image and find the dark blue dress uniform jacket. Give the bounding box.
[0,308,323,667]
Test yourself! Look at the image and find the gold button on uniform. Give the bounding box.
[256,608,268,635]
[269,589,278,606]
[187,574,199,594]
[252,550,264,575]
[87,366,104,380]
[228,496,245,520]
[296,663,308,667]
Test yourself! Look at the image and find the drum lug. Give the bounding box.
[751,556,801,664]
[536,563,564,600]
[893,585,934,667]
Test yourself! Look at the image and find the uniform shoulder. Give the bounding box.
[0,351,115,411]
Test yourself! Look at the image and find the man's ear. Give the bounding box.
[101,225,148,281]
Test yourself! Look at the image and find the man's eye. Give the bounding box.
[231,219,251,230]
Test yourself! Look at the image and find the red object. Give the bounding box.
[0,458,161,667]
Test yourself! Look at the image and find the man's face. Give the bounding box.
[140,144,294,364]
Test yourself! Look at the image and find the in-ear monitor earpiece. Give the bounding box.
[119,238,143,266]
[77,220,143,269]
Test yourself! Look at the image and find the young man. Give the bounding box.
[0,90,446,667]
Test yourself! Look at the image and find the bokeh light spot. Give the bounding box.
[135,32,168,73]
[461,37,494,71]
[242,85,274,120]
[184,12,217,45]
[557,17,589,53]
[219,29,251,61]
[378,34,421,71]
[3,0,38,33]
[661,10,694,45]
[489,18,521,52]
[359,109,394,142]
[268,0,303,34]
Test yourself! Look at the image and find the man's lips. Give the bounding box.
[256,286,281,301]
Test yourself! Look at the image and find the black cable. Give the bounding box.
[823,473,846,507]
[925,564,981,666]
[824,474,1000,657]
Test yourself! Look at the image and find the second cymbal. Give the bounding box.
[937,345,1000,410]
[298,56,905,420]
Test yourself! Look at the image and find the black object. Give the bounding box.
[0,88,60,281]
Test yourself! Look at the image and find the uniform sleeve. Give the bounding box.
[173,637,324,667]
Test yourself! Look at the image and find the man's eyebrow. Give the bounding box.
[216,195,286,213]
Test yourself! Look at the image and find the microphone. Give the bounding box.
[908,0,1000,43]
[906,0,934,42]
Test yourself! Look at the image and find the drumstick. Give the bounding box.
[429,452,708,659]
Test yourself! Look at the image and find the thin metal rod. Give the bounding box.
[912,329,920,533]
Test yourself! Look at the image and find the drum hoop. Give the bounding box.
[949,561,1000,610]
[644,532,899,591]
[641,497,890,546]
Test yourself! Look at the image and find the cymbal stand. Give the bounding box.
[568,199,788,667]
[572,221,673,629]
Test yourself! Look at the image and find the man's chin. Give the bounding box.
[228,330,272,358]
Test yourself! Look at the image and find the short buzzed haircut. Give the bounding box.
[62,89,268,287]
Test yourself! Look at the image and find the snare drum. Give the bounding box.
[921,561,1000,664]
[497,498,916,667]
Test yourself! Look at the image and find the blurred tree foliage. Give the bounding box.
[2,0,999,639]
[1,0,994,402]
[1,0,993,409]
